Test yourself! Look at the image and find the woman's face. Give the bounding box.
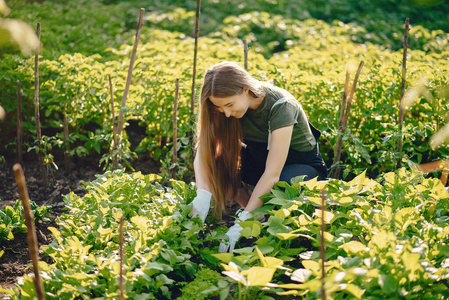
[209,88,251,119]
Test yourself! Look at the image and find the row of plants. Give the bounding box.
[2,167,448,298]
[1,1,448,180]
[0,200,50,242]
[6,0,449,60]
[1,21,448,179]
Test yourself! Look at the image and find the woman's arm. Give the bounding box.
[244,125,294,212]
[194,145,211,191]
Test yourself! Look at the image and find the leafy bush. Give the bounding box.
[0,200,50,243]
[7,168,449,298]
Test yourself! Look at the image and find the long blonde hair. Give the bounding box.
[196,61,265,218]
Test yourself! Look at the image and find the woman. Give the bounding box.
[189,61,327,253]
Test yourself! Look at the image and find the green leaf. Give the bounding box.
[378,274,397,295]
[210,253,233,263]
[340,241,367,255]
[246,267,275,286]
[342,283,365,299]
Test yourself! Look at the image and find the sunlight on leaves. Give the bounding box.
[247,267,276,286]
[291,268,312,283]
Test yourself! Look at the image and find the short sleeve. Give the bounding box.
[269,99,299,132]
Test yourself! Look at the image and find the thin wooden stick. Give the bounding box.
[63,113,70,174]
[331,70,350,179]
[119,216,124,300]
[13,164,46,300]
[190,0,202,118]
[243,40,249,71]
[338,70,350,131]
[108,74,118,168]
[320,188,326,300]
[398,17,410,168]
[117,8,145,137]
[342,61,364,129]
[34,22,47,183]
[172,79,180,179]
[330,61,364,179]
[190,0,202,161]
[17,80,23,164]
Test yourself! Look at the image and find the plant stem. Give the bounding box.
[13,163,46,300]
[17,80,22,164]
[117,8,145,137]
[63,112,70,174]
[172,79,180,179]
[108,74,118,168]
[320,188,326,300]
[119,216,124,300]
[398,17,410,168]
[34,22,47,184]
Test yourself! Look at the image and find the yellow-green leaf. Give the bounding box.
[307,197,322,206]
[341,283,365,299]
[275,208,290,219]
[341,241,367,255]
[247,267,275,286]
[339,196,353,204]
[276,232,299,240]
[0,288,14,296]
[211,253,233,263]
[347,170,367,186]
[302,260,320,273]
[314,209,334,224]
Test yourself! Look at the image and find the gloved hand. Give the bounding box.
[218,210,252,253]
[188,189,212,224]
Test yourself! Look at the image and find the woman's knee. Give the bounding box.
[279,164,321,183]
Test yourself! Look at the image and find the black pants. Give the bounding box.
[240,140,328,186]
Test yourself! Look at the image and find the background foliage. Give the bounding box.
[1,0,448,178]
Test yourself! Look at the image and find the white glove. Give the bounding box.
[219,210,253,253]
[189,189,212,224]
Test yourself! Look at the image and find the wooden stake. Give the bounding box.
[34,23,47,183]
[243,40,249,71]
[13,164,46,300]
[63,113,70,174]
[320,188,326,300]
[108,74,118,168]
[117,8,145,137]
[190,0,202,161]
[398,18,410,168]
[330,61,364,179]
[172,79,180,179]
[191,0,201,118]
[17,80,23,164]
[342,61,364,129]
[119,216,124,300]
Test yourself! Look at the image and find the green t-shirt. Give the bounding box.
[240,84,316,152]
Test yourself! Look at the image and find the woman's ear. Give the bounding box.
[243,87,250,94]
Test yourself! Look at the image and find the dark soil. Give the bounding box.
[0,153,241,297]
[0,153,161,295]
